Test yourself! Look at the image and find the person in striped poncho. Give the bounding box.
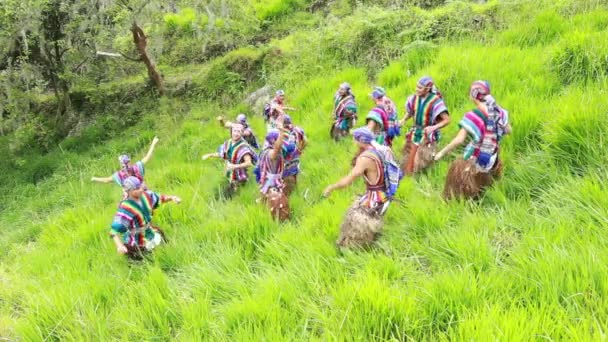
[330,82,358,140]
[202,124,258,197]
[110,177,181,259]
[401,76,450,174]
[434,80,512,199]
[91,136,160,200]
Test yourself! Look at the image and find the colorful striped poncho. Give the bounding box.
[405,93,448,145]
[383,96,400,146]
[459,106,509,164]
[112,161,145,187]
[333,94,358,131]
[110,191,163,248]
[283,127,305,178]
[217,138,258,183]
[258,148,285,194]
[366,106,389,146]
[357,148,388,209]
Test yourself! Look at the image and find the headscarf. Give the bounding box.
[118,154,130,170]
[236,114,247,125]
[123,176,142,192]
[264,129,281,149]
[371,86,386,100]
[470,80,497,110]
[340,82,351,91]
[283,114,292,126]
[353,127,375,144]
[276,89,285,97]
[417,76,443,98]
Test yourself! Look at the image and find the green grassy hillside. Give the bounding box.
[1,0,608,340]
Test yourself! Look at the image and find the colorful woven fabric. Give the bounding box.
[366,106,389,145]
[333,93,358,131]
[258,147,285,194]
[459,107,509,161]
[110,190,161,247]
[405,93,448,145]
[383,96,400,146]
[357,148,388,209]
[283,126,305,178]
[112,161,145,187]
[217,138,257,182]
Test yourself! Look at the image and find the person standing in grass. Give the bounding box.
[323,127,393,248]
[256,118,290,221]
[282,114,307,196]
[91,136,159,199]
[434,80,511,200]
[202,123,258,197]
[330,82,358,140]
[380,87,401,147]
[400,76,450,175]
[110,176,181,260]
[366,87,390,146]
[272,89,296,113]
[217,113,259,149]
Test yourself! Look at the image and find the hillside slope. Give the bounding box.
[1,0,608,340]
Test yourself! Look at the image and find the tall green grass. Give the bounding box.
[1,0,608,340]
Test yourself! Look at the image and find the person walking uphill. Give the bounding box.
[331,82,358,141]
[109,176,181,260]
[323,127,401,248]
[91,136,160,199]
[202,124,258,198]
[401,76,450,175]
[434,80,511,200]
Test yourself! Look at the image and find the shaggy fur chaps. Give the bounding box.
[401,141,436,174]
[265,188,290,222]
[443,158,503,200]
[336,202,383,248]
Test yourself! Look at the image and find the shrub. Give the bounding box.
[500,10,567,46]
[550,31,608,85]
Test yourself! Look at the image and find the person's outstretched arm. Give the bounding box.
[434,128,468,161]
[141,136,160,164]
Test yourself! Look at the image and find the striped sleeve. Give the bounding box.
[111,171,122,186]
[431,98,448,122]
[217,143,226,158]
[366,109,385,129]
[146,191,161,209]
[134,161,145,177]
[110,212,130,235]
[458,111,485,144]
[405,96,415,116]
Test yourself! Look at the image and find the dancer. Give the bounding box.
[434,80,511,199]
[324,127,401,248]
[109,176,180,260]
[330,82,358,140]
[91,136,160,198]
[202,124,257,197]
[401,76,450,174]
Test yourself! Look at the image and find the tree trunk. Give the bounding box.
[131,22,164,96]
